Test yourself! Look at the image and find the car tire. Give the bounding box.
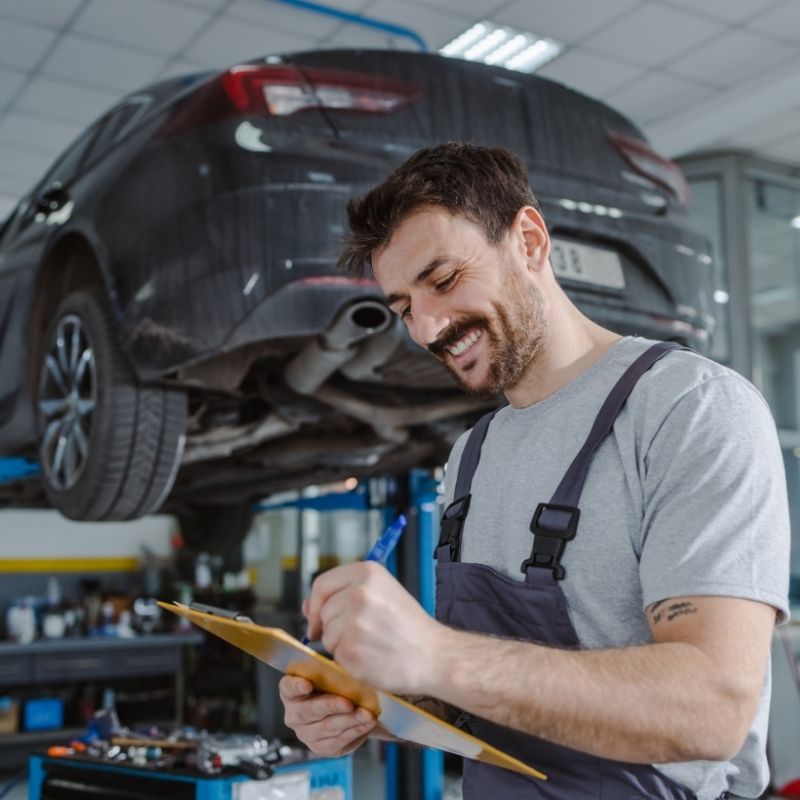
[177,504,255,555]
[36,287,187,520]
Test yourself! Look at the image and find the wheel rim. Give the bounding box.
[37,314,97,491]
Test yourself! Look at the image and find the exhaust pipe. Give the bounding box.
[285,300,392,395]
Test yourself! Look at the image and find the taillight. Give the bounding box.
[608,131,690,206]
[222,64,421,116]
[160,64,421,136]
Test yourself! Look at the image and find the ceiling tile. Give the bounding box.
[0,67,28,111]
[0,173,34,196]
[227,0,341,40]
[583,4,722,67]
[184,17,316,64]
[656,0,780,24]
[0,110,84,154]
[0,18,59,71]
[0,0,84,28]
[319,22,409,49]
[0,143,54,180]
[0,195,19,219]
[362,0,468,50]
[537,48,642,99]
[404,0,504,20]
[158,58,218,80]
[664,29,796,87]
[495,0,644,45]
[727,109,800,149]
[40,33,166,93]
[606,71,717,127]
[14,77,121,125]
[73,0,212,55]
[161,0,230,10]
[763,133,800,166]
[747,0,800,43]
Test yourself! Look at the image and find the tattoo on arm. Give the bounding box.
[649,600,698,625]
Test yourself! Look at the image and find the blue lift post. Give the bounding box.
[385,469,445,800]
[257,473,446,800]
[0,456,39,483]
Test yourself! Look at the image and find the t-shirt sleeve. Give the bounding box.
[639,373,791,623]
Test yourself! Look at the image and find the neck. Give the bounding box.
[504,296,621,409]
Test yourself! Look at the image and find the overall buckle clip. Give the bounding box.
[436,494,471,561]
[520,502,580,580]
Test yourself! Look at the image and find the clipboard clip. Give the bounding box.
[187,601,253,624]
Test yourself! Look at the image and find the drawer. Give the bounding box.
[113,647,181,678]
[35,651,109,681]
[0,656,34,687]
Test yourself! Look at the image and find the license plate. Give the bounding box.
[550,237,626,291]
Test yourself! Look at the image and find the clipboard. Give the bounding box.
[159,601,546,781]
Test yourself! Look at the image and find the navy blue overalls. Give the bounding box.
[435,342,725,799]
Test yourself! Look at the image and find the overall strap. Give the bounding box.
[436,406,503,561]
[523,341,689,579]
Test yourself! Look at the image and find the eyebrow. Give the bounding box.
[384,256,455,309]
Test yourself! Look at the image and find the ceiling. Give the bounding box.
[2,0,800,219]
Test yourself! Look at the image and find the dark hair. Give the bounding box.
[338,142,541,276]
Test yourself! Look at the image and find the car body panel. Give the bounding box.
[0,49,714,511]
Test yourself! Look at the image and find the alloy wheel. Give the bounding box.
[37,314,97,491]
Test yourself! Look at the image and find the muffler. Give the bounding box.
[285,300,392,395]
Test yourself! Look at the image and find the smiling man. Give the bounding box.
[279,143,790,799]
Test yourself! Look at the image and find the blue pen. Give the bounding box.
[301,514,407,645]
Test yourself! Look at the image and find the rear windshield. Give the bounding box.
[286,50,644,187]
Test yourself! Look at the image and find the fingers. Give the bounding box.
[278,675,377,757]
[301,715,376,757]
[306,563,375,641]
[279,675,314,701]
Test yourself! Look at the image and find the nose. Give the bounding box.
[409,309,451,348]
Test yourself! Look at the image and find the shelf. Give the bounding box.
[0,633,202,657]
[0,727,85,771]
[0,727,85,747]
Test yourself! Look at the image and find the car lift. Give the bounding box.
[385,469,445,800]
[0,457,39,483]
[256,470,447,800]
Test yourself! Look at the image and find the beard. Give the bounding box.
[428,275,548,398]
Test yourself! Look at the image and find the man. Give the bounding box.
[279,143,790,799]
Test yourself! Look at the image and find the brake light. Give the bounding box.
[608,131,690,206]
[160,64,421,136]
[222,64,421,116]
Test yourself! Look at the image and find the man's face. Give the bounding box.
[373,207,548,397]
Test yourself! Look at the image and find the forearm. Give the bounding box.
[424,628,750,763]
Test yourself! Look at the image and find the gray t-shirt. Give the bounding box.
[442,336,790,800]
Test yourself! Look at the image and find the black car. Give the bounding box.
[0,49,713,552]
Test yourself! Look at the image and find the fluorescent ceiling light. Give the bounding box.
[791,215,800,229]
[440,20,563,74]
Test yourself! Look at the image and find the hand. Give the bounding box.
[279,675,376,756]
[304,561,444,694]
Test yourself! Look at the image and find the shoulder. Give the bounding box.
[628,341,772,437]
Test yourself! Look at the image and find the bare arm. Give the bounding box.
[423,595,776,763]
[304,563,777,764]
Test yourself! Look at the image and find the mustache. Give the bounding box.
[428,317,486,359]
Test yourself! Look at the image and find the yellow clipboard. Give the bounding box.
[159,601,546,781]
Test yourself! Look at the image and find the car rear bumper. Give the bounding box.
[125,275,385,380]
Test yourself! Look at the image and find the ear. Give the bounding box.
[513,206,550,273]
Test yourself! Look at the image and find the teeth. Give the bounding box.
[447,329,481,356]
